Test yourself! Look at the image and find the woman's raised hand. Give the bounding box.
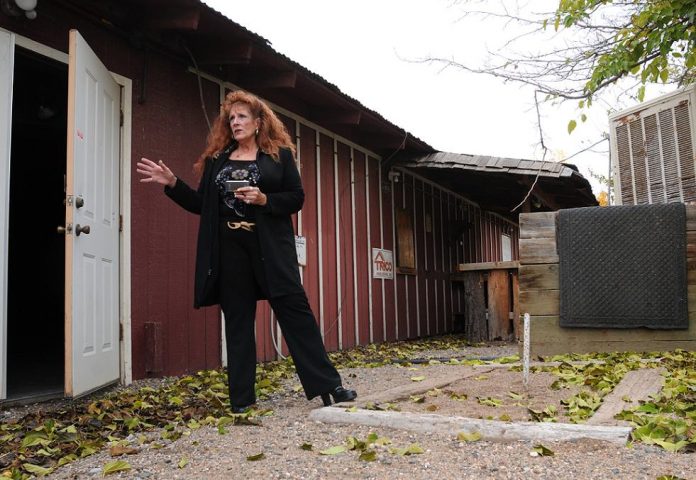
[137,158,177,188]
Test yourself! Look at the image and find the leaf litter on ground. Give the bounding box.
[0,335,474,478]
[2,337,695,479]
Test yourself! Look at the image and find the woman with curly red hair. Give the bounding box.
[136,90,356,412]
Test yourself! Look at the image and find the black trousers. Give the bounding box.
[219,220,342,407]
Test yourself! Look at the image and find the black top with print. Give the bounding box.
[214,159,261,220]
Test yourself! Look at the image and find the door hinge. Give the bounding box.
[120,109,124,127]
[119,214,123,232]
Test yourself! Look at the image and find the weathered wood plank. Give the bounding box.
[587,368,666,426]
[527,315,696,357]
[519,237,558,264]
[531,338,696,357]
[520,289,559,317]
[519,264,559,291]
[686,205,696,231]
[688,268,696,284]
[488,270,512,341]
[462,271,487,342]
[457,261,519,272]
[687,233,696,262]
[520,211,557,239]
[512,273,520,340]
[689,284,696,312]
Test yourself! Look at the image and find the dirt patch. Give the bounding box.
[378,367,588,422]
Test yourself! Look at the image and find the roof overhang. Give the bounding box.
[52,0,435,158]
[394,152,598,216]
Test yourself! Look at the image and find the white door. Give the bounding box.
[0,29,15,401]
[65,30,120,397]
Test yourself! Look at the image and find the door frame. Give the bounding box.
[0,29,14,401]
[0,32,133,396]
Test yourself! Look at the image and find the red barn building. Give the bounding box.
[0,0,595,403]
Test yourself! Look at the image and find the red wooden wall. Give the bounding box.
[250,125,520,361]
[1,2,521,377]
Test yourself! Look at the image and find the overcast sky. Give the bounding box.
[201,0,669,196]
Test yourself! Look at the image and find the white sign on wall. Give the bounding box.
[295,235,306,266]
[372,248,394,280]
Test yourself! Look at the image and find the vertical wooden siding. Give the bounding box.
[5,1,522,379]
[250,123,519,362]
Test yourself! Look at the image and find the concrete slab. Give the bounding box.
[587,367,666,426]
[309,407,632,445]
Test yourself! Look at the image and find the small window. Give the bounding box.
[501,234,512,262]
[396,208,416,274]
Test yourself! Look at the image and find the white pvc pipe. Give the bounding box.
[523,312,531,388]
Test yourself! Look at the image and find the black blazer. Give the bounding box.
[165,146,305,308]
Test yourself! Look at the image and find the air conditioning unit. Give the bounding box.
[610,85,696,205]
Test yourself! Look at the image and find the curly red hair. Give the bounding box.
[194,90,296,177]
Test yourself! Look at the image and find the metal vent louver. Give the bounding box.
[611,87,696,205]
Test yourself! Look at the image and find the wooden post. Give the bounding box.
[463,272,487,342]
[487,270,512,340]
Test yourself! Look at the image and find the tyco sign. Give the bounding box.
[372,248,394,280]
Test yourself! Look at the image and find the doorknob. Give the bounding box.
[75,224,90,236]
[57,224,73,235]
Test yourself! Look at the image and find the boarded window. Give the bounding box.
[396,208,416,274]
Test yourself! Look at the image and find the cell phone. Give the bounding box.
[224,179,250,192]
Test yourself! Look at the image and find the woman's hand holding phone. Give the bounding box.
[233,183,267,206]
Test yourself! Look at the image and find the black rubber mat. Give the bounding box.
[558,203,687,329]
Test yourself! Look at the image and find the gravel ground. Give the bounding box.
[6,343,695,480]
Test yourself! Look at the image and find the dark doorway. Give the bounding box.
[6,47,67,402]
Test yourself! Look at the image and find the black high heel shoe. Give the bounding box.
[230,404,253,414]
[321,386,357,406]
